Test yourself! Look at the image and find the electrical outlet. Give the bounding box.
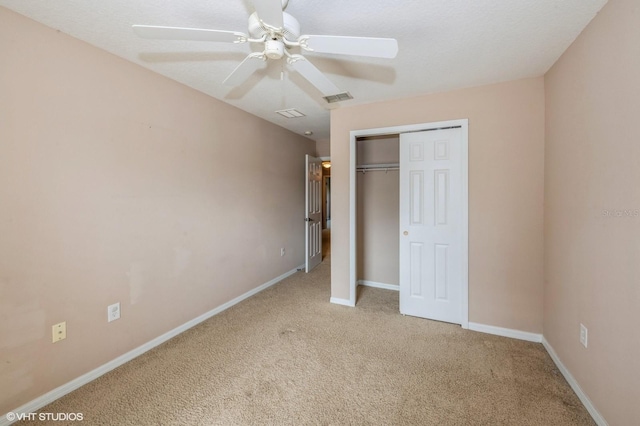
[52,322,66,343]
[280,248,285,257]
[580,323,588,348]
[108,302,121,322]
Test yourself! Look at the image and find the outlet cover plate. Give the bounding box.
[52,322,66,343]
[108,302,121,322]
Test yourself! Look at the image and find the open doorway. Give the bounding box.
[323,175,331,229]
[321,160,331,262]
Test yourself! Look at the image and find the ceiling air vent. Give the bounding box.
[323,92,353,103]
[276,108,306,118]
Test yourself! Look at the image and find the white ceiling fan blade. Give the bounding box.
[300,35,398,59]
[288,55,341,97]
[252,0,284,29]
[133,25,247,43]
[223,53,267,86]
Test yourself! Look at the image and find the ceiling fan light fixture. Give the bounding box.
[323,92,353,103]
[265,39,285,59]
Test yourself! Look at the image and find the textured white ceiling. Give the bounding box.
[1,0,607,141]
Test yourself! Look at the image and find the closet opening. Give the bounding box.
[356,135,400,301]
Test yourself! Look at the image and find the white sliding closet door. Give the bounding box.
[399,127,466,324]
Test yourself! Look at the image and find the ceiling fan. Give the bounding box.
[132,0,398,102]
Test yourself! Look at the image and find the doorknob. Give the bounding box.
[305,218,314,222]
[403,231,408,236]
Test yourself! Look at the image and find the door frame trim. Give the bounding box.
[349,119,469,329]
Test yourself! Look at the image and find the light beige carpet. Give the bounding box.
[22,260,593,425]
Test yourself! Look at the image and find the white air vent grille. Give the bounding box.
[323,92,353,103]
[276,108,306,118]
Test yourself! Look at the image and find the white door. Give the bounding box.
[305,155,322,272]
[399,128,465,324]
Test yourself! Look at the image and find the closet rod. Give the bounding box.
[356,163,399,173]
[356,167,399,173]
[356,163,399,169]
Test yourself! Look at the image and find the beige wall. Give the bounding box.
[356,137,400,286]
[544,0,640,423]
[331,77,545,332]
[0,8,314,414]
[356,136,399,166]
[315,139,330,158]
[357,172,399,286]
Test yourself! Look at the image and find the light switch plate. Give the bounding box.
[580,323,588,348]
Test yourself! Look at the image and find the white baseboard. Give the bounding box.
[0,265,304,426]
[467,325,606,425]
[468,322,542,343]
[357,280,399,291]
[330,297,355,307]
[542,337,608,426]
